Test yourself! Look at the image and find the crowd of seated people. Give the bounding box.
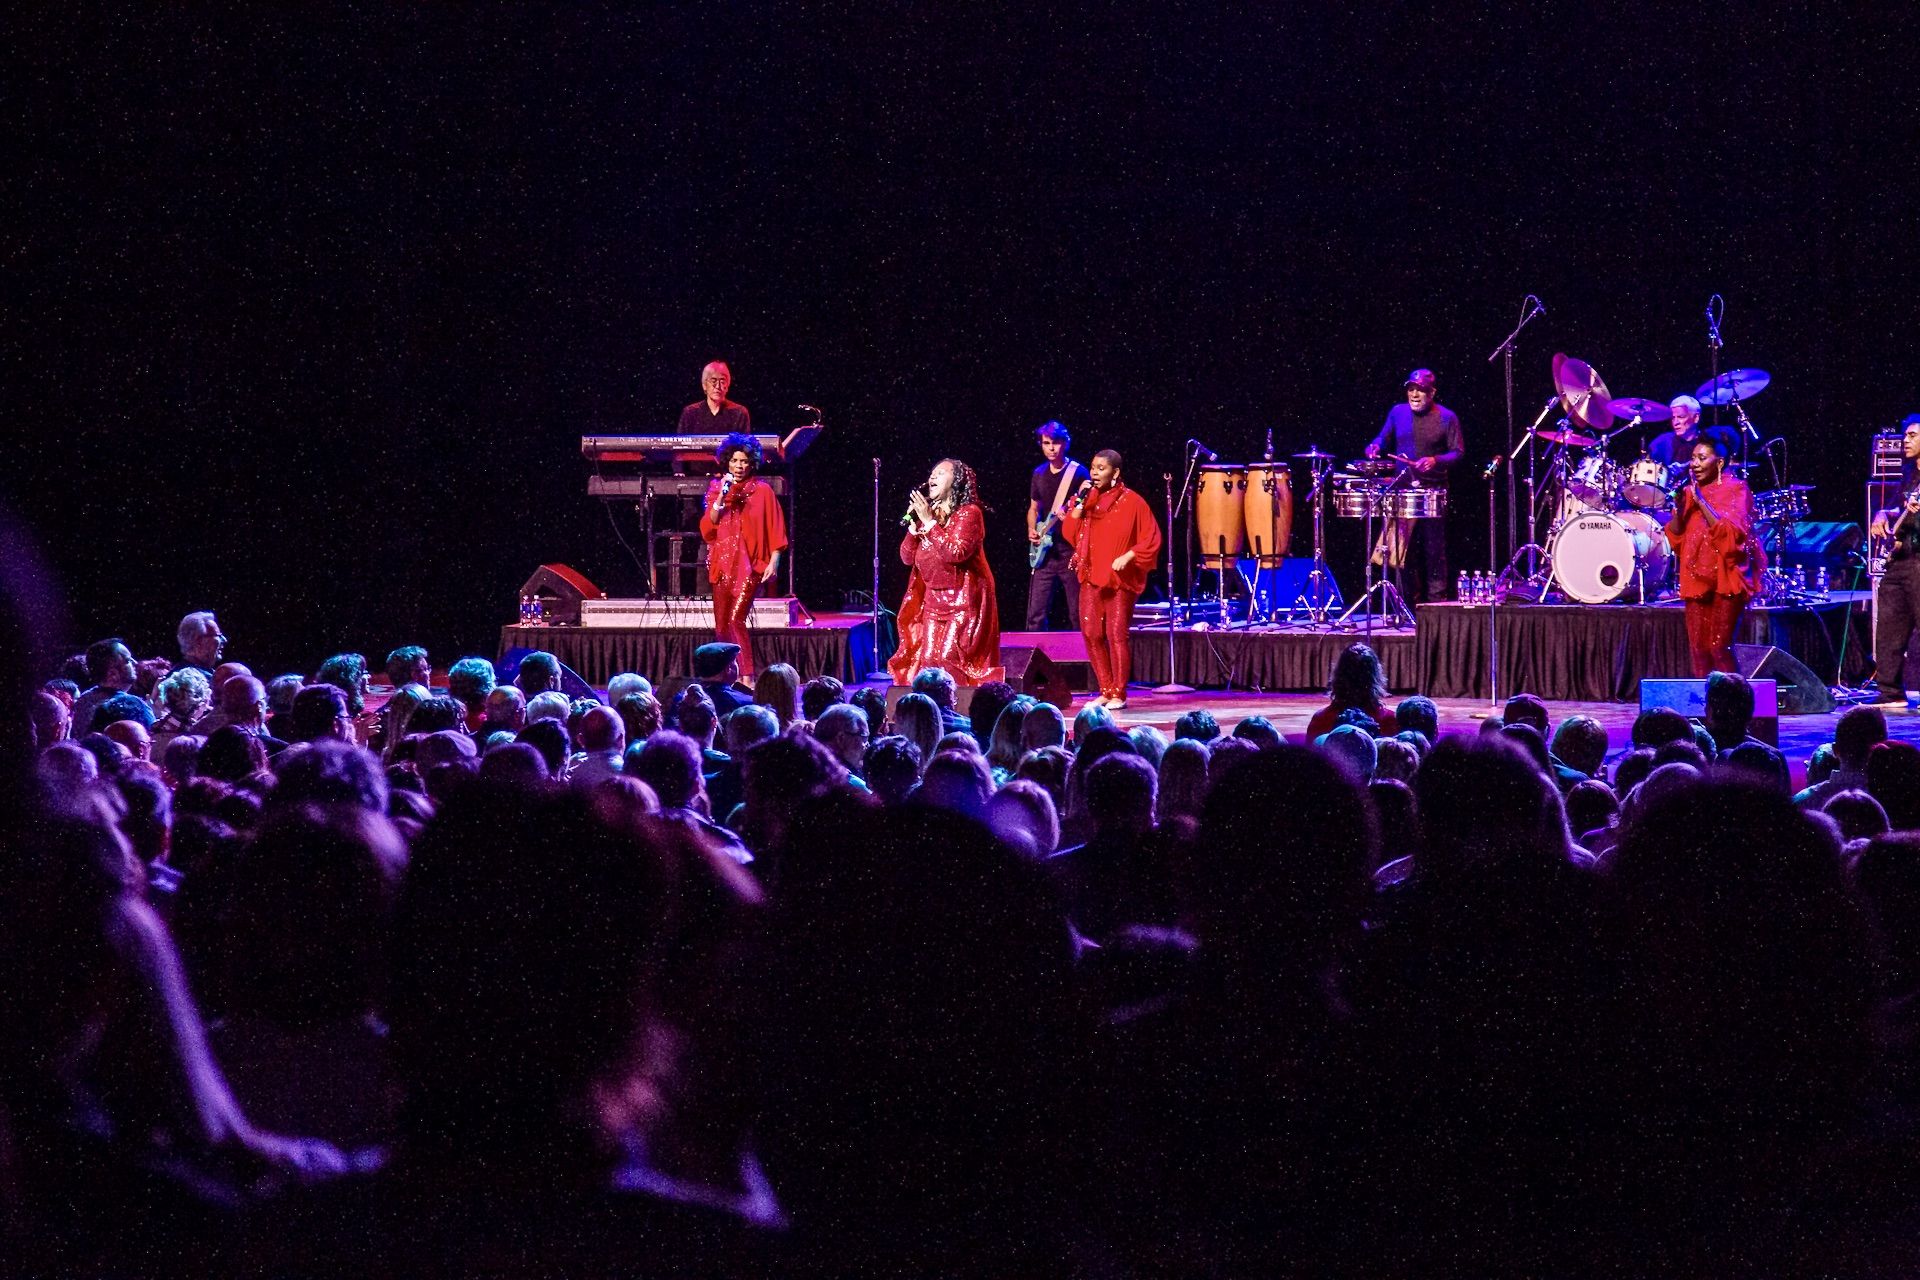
[12,614,1920,1276]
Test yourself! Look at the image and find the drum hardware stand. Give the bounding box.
[1287,450,1340,626]
[1154,470,1195,695]
[1336,468,1416,634]
[1489,296,1547,565]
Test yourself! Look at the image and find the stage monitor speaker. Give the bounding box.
[1001,647,1084,709]
[517,563,606,626]
[497,647,596,700]
[1778,522,1864,575]
[1733,643,1833,715]
[1639,677,1780,746]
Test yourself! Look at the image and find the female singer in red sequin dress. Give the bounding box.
[699,433,789,681]
[1664,436,1764,676]
[888,458,1004,686]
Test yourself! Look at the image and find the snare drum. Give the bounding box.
[1388,484,1448,519]
[1243,464,1293,563]
[1549,508,1671,603]
[1331,473,1385,518]
[1622,457,1671,509]
[1194,465,1246,568]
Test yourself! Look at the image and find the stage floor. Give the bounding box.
[892,685,1920,790]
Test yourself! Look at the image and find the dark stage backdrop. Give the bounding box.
[13,6,1917,675]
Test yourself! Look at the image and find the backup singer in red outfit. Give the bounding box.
[1060,448,1162,711]
[889,459,1004,686]
[699,433,788,681]
[1664,437,1764,676]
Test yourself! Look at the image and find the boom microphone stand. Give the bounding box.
[866,457,889,681]
[1488,295,1546,565]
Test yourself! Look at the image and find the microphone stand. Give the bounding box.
[1172,442,1206,623]
[1488,296,1546,565]
[1154,471,1195,693]
[866,457,889,681]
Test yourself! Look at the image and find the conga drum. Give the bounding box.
[1243,464,1292,565]
[1194,465,1246,569]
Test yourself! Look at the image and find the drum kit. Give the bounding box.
[1502,353,1813,605]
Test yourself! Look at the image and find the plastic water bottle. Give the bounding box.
[1815,566,1830,594]
[1456,571,1468,602]
[519,595,530,625]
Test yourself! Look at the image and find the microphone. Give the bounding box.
[1526,294,1546,316]
[900,483,928,528]
[1264,427,1274,463]
[1187,438,1219,462]
[798,404,821,414]
[1071,479,1095,512]
[1706,294,1724,349]
[1482,455,1503,480]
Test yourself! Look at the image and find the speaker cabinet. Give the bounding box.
[1733,643,1833,715]
[517,564,605,626]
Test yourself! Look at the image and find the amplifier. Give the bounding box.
[1874,430,1906,479]
[579,596,802,630]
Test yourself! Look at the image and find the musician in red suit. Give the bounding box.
[1061,449,1163,711]
[1664,437,1764,676]
[699,433,788,682]
[889,459,1004,686]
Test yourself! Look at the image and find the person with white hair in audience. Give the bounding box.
[525,690,572,725]
[175,610,226,675]
[151,667,212,755]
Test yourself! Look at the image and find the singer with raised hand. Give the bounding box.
[1365,368,1464,601]
[1060,449,1162,711]
[699,433,788,684]
[1663,435,1763,676]
[888,459,1004,686]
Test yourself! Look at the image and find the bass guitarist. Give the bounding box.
[1869,416,1920,705]
[1025,420,1089,630]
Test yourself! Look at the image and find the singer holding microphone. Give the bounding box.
[699,432,788,683]
[1663,436,1764,676]
[1061,449,1162,711]
[888,459,1004,686]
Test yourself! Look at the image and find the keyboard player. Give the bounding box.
[679,361,752,437]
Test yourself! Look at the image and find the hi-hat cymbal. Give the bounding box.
[1696,367,1770,405]
[1292,447,1335,460]
[1552,352,1615,432]
[1538,426,1598,448]
[1606,396,1673,423]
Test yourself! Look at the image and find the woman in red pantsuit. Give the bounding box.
[699,433,789,681]
[1664,437,1764,676]
[1060,448,1163,711]
[888,459,1004,686]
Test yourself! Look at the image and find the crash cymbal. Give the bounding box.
[1552,353,1615,432]
[1696,367,1770,405]
[1292,447,1335,460]
[1606,396,1673,423]
[1538,427,1598,448]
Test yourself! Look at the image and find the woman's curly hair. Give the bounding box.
[936,458,988,516]
[715,432,763,474]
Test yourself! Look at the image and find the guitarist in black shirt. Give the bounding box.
[1869,416,1920,705]
[1025,421,1090,630]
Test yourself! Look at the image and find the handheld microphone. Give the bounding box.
[1071,479,1095,512]
[1187,438,1219,462]
[900,483,928,528]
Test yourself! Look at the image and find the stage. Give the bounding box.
[1121,594,1872,702]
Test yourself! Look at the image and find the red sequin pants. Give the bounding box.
[713,574,761,678]
[1683,592,1747,677]
[1080,583,1138,701]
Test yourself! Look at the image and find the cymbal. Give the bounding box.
[1292,448,1335,460]
[1696,367,1770,405]
[1346,458,1399,478]
[1552,352,1615,432]
[1538,427,1598,448]
[1606,396,1673,423]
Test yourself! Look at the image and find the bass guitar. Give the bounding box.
[1873,482,1920,573]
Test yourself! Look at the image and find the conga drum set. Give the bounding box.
[1193,456,1301,623]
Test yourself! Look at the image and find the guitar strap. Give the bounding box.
[1046,463,1083,521]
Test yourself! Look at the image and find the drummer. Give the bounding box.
[1648,395,1739,479]
[1365,368,1464,602]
